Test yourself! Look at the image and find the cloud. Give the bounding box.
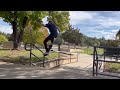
[71,11,120,28]
[111,29,119,33]
[0,19,12,34]
[0,11,120,40]
[0,24,12,34]
[69,11,97,25]
[70,11,120,39]
[98,18,120,28]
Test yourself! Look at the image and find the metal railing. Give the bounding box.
[93,46,120,78]
[25,43,79,68]
[25,43,45,67]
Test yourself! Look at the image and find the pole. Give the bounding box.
[30,43,32,66]
[77,53,79,62]
[70,52,71,63]
[43,56,45,67]
[93,46,95,76]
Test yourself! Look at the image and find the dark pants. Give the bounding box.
[44,34,54,52]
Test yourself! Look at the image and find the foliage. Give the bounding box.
[0,34,8,45]
[53,36,64,46]
[106,40,119,47]
[62,25,83,45]
[98,37,106,46]
[48,11,70,32]
[0,11,48,30]
[0,31,11,40]
[0,11,70,49]
[23,23,48,47]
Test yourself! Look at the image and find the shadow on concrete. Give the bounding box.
[0,62,118,79]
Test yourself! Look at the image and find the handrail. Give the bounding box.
[25,43,78,68]
[31,53,43,61]
[24,43,32,51]
[30,43,44,54]
[25,43,45,67]
[25,43,44,54]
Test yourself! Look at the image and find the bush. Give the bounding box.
[0,35,8,45]
[105,48,120,56]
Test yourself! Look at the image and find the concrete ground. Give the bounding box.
[0,54,119,79]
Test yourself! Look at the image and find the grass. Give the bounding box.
[0,49,58,63]
[81,47,104,55]
[104,63,120,73]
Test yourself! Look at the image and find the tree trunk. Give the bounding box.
[12,21,18,49]
[12,16,28,50]
[74,44,76,49]
[68,44,70,50]
[58,45,61,51]
[17,29,24,44]
[17,16,28,44]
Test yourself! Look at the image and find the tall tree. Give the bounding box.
[0,11,70,49]
[0,11,48,49]
[48,11,70,32]
[53,36,64,51]
[62,25,83,47]
[23,23,49,47]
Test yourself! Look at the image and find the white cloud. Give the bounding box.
[98,18,120,28]
[85,28,118,40]
[0,24,12,34]
[69,11,97,25]
[70,11,120,39]
[0,11,120,40]
[70,11,120,28]
[111,29,119,33]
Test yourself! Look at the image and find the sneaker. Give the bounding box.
[50,49,54,51]
[44,52,49,56]
[47,45,52,52]
[49,45,52,50]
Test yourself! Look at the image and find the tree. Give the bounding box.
[23,23,49,47]
[48,11,70,32]
[62,25,83,48]
[0,31,11,40]
[0,11,70,49]
[0,35,8,45]
[99,37,106,46]
[0,11,48,49]
[53,36,64,51]
[106,40,119,47]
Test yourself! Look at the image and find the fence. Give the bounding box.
[93,46,120,78]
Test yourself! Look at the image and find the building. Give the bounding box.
[116,29,120,47]
[116,29,120,40]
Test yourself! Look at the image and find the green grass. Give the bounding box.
[81,47,104,55]
[81,48,93,55]
[105,63,120,73]
[0,49,58,63]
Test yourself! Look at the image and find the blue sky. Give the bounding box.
[0,11,120,40]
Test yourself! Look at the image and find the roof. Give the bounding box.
[116,29,120,36]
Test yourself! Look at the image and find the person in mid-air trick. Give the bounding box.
[43,21,59,56]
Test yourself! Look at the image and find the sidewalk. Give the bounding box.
[0,54,119,79]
